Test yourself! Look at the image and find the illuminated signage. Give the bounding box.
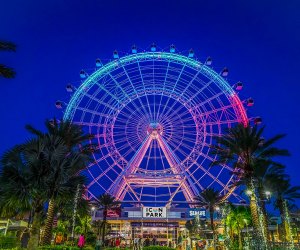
[143,207,166,218]
[187,209,206,218]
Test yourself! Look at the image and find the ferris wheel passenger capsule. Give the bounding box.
[188,49,194,58]
[131,45,137,54]
[254,117,262,125]
[170,44,176,53]
[205,57,212,65]
[221,67,229,77]
[55,100,63,109]
[247,98,254,106]
[66,84,74,92]
[96,58,102,67]
[151,43,157,52]
[235,81,243,91]
[113,50,119,59]
[80,70,87,78]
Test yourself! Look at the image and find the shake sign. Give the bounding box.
[143,207,166,218]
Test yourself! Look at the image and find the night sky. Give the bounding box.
[1,0,299,204]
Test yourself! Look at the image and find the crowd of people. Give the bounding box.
[51,232,211,250]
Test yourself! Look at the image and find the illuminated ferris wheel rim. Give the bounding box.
[63,52,248,125]
[61,48,251,204]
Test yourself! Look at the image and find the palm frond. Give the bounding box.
[0,64,16,78]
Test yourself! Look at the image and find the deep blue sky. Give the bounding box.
[1,0,299,202]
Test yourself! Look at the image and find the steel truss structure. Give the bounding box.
[63,49,249,205]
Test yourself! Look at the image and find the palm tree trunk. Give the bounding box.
[282,200,294,247]
[210,208,217,249]
[102,208,107,244]
[97,221,101,237]
[248,181,268,249]
[41,199,56,245]
[210,209,214,231]
[258,188,269,241]
[249,193,259,230]
[238,229,242,250]
[27,210,41,250]
[278,198,287,242]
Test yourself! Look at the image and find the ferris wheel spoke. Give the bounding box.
[166,137,194,153]
[107,72,149,119]
[76,106,111,119]
[198,102,241,118]
[116,66,152,121]
[191,162,229,190]
[135,60,154,121]
[87,162,122,189]
[82,91,119,112]
[174,65,204,100]
[198,152,233,172]
[191,91,225,111]
[157,62,187,120]
[156,60,171,121]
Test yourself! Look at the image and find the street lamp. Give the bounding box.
[91,206,96,220]
[265,191,271,200]
[246,190,253,196]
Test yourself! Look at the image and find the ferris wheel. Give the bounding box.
[59,44,256,205]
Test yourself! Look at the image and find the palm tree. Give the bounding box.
[210,123,289,248]
[0,140,47,250]
[94,193,120,243]
[75,214,92,234]
[271,176,300,244]
[0,40,16,78]
[39,137,92,245]
[195,188,224,232]
[25,118,93,149]
[238,161,286,240]
[225,205,252,250]
[25,119,95,245]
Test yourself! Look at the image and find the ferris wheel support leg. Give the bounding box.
[157,135,198,203]
[109,135,153,200]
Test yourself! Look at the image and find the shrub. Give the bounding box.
[0,236,19,249]
[143,246,174,250]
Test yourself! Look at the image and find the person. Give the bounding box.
[134,236,139,250]
[95,236,102,250]
[177,234,183,250]
[145,236,150,247]
[152,236,156,246]
[20,229,30,248]
[186,236,191,250]
[55,233,63,245]
[116,237,121,248]
[138,235,143,250]
[78,234,85,249]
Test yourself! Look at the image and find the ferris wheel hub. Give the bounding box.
[147,122,163,139]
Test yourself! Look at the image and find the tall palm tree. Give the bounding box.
[0,140,47,250]
[25,119,95,245]
[0,40,16,78]
[271,176,300,244]
[238,161,286,240]
[39,137,92,245]
[195,188,224,232]
[94,193,120,243]
[210,123,289,248]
